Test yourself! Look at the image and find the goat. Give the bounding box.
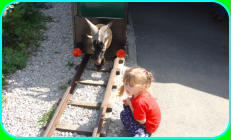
[84,18,112,67]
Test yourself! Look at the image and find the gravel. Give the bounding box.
[71,85,105,102]
[2,2,131,137]
[2,3,80,137]
[59,105,98,126]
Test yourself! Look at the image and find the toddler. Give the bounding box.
[119,67,161,137]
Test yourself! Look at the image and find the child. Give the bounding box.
[119,67,161,137]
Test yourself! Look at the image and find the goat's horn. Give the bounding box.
[84,18,98,34]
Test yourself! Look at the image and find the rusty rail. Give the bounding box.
[43,54,90,137]
[43,54,121,137]
[92,57,120,137]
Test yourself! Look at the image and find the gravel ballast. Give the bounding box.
[2,3,131,137]
[2,3,80,137]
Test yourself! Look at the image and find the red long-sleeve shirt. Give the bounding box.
[132,91,161,133]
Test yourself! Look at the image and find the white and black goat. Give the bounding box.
[84,18,112,67]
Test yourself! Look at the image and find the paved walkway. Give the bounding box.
[129,3,229,137]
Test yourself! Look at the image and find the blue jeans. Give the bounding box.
[120,105,151,137]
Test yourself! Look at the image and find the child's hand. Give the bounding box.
[123,97,132,106]
[126,98,132,106]
[123,99,128,105]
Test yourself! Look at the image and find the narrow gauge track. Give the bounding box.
[43,54,123,137]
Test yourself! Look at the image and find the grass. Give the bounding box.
[2,94,7,104]
[66,61,74,68]
[37,107,56,129]
[2,76,8,88]
[59,85,67,90]
[2,3,52,87]
[2,48,28,75]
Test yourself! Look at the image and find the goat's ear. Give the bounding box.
[86,34,93,39]
[103,22,112,31]
[107,22,113,28]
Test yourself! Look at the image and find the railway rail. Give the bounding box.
[43,54,124,137]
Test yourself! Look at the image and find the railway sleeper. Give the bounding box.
[56,112,112,137]
[76,79,117,89]
[68,100,112,112]
[44,55,121,137]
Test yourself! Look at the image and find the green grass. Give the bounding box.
[59,85,67,90]
[2,76,8,87]
[66,61,74,68]
[2,48,28,74]
[2,3,52,87]
[37,107,56,129]
[2,94,7,104]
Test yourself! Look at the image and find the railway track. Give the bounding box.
[43,54,124,137]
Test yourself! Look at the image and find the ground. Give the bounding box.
[129,3,229,137]
[1,2,229,138]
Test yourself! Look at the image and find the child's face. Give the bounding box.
[124,84,143,96]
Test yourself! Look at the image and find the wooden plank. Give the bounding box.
[76,80,117,88]
[68,100,112,112]
[77,80,106,86]
[86,67,111,73]
[56,123,106,136]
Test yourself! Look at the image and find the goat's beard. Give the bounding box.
[95,58,102,65]
[95,51,105,66]
[95,57,106,70]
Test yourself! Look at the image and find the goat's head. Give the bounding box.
[85,18,112,66]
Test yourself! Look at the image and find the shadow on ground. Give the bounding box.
[129,2,229,99]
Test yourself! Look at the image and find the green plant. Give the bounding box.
[66,61,74,68]
[59,85,67,90]
[37,107,56,129]
[2,3,52,85]
[3,3,50,49]
[2,48,28,74]
[2,94,7,104]
[2,75,8,87]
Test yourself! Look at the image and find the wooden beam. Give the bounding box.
[77,80,106,86]
[86,67,111,73]
[76,80,117,89]
[56,123,107,137]
[68,100,112,112]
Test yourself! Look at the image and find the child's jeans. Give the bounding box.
[120,105,151,137]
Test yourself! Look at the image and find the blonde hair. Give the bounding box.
[118,67,153,96]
